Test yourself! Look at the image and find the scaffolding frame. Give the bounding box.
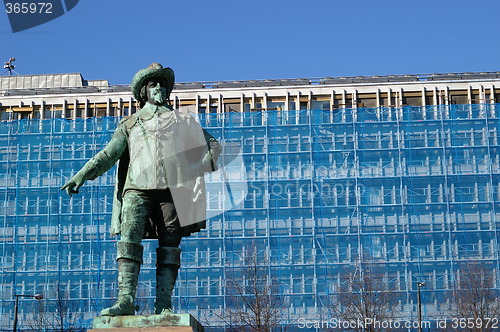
[0,104,499,330]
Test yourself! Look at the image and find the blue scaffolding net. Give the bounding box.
[0,104,499,330]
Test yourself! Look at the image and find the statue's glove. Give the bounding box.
[60,156,103,197]
[60,173,86,197]
[201,152,215,171]
[193,177,203,203]
[189,151,216,177]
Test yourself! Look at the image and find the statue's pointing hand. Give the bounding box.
[60,174,86,197]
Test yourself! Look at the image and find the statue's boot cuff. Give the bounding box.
[117,241,143,264]
[156,246,181,267]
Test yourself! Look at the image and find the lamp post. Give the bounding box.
[13,293,43,332]
[417,282,425,332]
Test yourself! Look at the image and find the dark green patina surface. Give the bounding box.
[93,312,204,331]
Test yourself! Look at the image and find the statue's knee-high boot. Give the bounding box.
[154,247,181,314]
[101,242,143,316]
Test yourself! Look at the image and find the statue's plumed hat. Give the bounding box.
[131,63,175,102]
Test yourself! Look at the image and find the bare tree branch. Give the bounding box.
[328,265,399,332]
[26,282,84,332]
[213,247,287,332]
[449,262,500,332]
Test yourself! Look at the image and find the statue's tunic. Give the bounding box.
[126,111,172,190]
[78,103,220,239]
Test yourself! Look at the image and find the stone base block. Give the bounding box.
[92,313,203,332]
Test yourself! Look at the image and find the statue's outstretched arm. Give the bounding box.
[61,127,128,197]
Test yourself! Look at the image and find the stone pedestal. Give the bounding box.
[92,313,204,332]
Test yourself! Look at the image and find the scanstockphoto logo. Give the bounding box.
[4,0,79,32]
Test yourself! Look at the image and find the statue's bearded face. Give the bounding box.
[146,79,168,105]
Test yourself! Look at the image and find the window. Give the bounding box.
[224,103,240,113]
[210,104,218,113]
[403,95,423,106]
[450,94,467,105]
[311,99,330,110]
[267,100,285,110]
[358,95,377,108]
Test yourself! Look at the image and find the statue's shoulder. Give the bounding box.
[118,113,140,130]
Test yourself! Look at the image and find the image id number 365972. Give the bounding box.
[451,318,498,329]
[5,2,53,14]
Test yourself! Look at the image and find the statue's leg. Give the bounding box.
[153,189,182,314]
[155,246,181,314]
[101,190,150,316]
[100,242,143,316]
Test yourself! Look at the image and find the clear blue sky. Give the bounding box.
[1,0,499,85]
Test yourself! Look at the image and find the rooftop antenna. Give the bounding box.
[2,58,19,75]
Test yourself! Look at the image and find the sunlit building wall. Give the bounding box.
[0,72,499,330]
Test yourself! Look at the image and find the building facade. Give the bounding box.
[0,71,499,330]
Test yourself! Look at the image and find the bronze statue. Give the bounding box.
[61,63,221,316]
